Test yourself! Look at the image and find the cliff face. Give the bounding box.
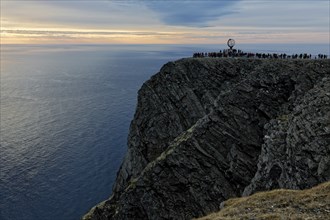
[83,58,330,220]
[244,76,330,195]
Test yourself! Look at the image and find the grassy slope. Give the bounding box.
[197,181,330,220]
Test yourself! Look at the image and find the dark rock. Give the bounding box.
[243,76,330,195]
[83,58,330,220]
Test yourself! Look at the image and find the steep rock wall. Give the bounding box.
[244,77,330,195]
[83,58,330,220]
[113,59,261,193]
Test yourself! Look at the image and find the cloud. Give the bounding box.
[1,1,161,29]
[144,0,240,27]
[0,29,177,37]
[212,0,329,29]
[0,28,186,44]
[1,0,329,44]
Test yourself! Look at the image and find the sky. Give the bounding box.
[1,0,329,44]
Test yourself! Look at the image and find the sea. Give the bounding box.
[0,43,329,220]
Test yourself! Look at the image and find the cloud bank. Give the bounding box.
[144,0,239,27]
[1,0,329,44]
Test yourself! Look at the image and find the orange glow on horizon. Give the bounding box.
[2,28,329,45]
[1,23,329,45]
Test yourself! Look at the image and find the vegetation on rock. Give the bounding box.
[197,181,330,220]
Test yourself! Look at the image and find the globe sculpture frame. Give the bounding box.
[227,39,235,50]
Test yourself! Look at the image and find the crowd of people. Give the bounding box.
[193,49,328,59]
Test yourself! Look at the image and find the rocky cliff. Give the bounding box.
[83,58,330,220]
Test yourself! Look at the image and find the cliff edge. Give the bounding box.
[197,181,330,220]
[83,58,330,220]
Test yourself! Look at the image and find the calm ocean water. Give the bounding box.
[0,43,329,220]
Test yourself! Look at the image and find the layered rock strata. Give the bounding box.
[83,58,330,220]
